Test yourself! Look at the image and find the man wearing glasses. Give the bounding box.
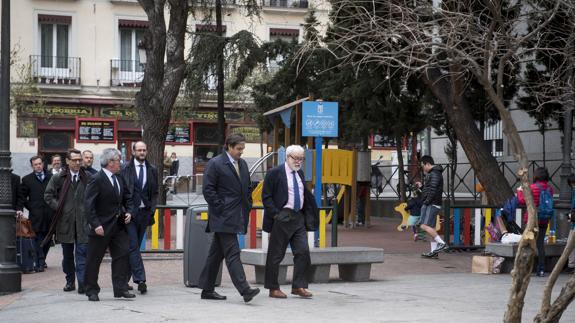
[83,148,134,301]
[44,149,91,294]
[262,145,318,299]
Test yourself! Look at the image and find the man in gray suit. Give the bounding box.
[198,133,260,303]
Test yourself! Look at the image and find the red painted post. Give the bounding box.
[249,210,257,248]
[164,208,171,250]
[463,208,471,246]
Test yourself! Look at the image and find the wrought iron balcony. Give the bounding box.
[110,59,144,87]
[262,0,309,9]
[29,55,81,86]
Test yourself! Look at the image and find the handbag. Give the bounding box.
[16,215,36,238]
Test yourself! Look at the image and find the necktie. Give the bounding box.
[138,164,144,189]
[73,175,77,184]
[233,161,240,176]
[112,174,120,195]
[292,171,300,212]
[36,172,43,182]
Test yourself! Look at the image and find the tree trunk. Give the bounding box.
[395,135,407,202]
[422,68,514,205]
[216,0,226,150]
[534,230,575,323]
[136,0,189,205]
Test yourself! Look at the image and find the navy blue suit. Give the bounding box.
[120,159,159,285]
[262,164,318,290]
[198,153,253,295]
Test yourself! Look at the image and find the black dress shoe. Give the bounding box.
[78,285,86,294]
[87,294,99,302]
[138,282,147,294]
[243,288,260,303]
[35,267,45,273]
[22,269,35,274]
[201,290,227,300]
[114,291,136,299]
[63,282,75,292]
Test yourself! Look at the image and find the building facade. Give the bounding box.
[8,0,330,176]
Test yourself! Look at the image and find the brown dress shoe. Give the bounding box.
[269,289,287,299]
[291,288,313,298]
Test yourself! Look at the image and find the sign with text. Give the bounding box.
[165,123,192,144]
[76,118,117,143]
[302,101,338,137]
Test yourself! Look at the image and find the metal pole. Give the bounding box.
[558,108,573,238]
[0,0,21,293]
[331,205,338,247]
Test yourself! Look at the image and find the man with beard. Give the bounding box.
[120,141,158,294]
[262,145,318,299]
[81,150,98,176]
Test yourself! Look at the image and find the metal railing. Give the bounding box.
[262,0,309,8]
[30,55,81,85]
[110,59,144,87]
[371,158,575,201]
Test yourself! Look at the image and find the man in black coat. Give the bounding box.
[81,150,98,176]
[17,156,54,272]
[84,148,134,301]
[417,155,446,259]
[198,133,260,303]
[120,141,158,294]
[262,145,318,299]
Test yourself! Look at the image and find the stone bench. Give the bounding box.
[485,242,566,273]
[240,247,384,284]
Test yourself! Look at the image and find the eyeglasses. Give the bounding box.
[289,155,305,162]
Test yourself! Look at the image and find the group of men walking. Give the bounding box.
[15,133,321,303]
[15,144,158,302]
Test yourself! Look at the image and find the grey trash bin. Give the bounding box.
[184,205,222,287]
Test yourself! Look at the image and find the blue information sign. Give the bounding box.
[302,101,339,138]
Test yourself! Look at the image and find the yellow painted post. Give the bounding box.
[484,208,492,245]
[350,149,358,225]
[151,209,159,250]
[319,210,326,248]
[343,186,350,226]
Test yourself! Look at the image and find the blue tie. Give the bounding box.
[292,171,300,212]
[35,172,43,182]
[138,164,144,189]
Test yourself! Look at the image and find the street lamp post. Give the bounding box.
[0,0,21,293]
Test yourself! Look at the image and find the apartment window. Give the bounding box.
[119,20,148,73]
[39,15,71,68]
[269,28,299,72]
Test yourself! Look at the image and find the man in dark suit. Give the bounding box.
[198,133,260,303]
[84,148,134,302]
[17,156,54,272]
[81,150,98,176]
[262,145,318,299]
[120,141,158,294]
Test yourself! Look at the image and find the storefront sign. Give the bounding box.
[166,123,192,144]
[76,118,117,143]
[182,111,244,121]
[229,125,260,143]
[100,107,138,120]
[20,106,93,118]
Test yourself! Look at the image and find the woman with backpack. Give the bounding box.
[517,167,554,277]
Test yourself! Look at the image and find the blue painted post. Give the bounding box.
[453,208,461,246]
[238,234,245,249]
[140,231,147,251]
[314,137,323,246]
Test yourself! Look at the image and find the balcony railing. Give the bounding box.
[30,55,81,86]
[110,59,144,87]
[262,0,309,9]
